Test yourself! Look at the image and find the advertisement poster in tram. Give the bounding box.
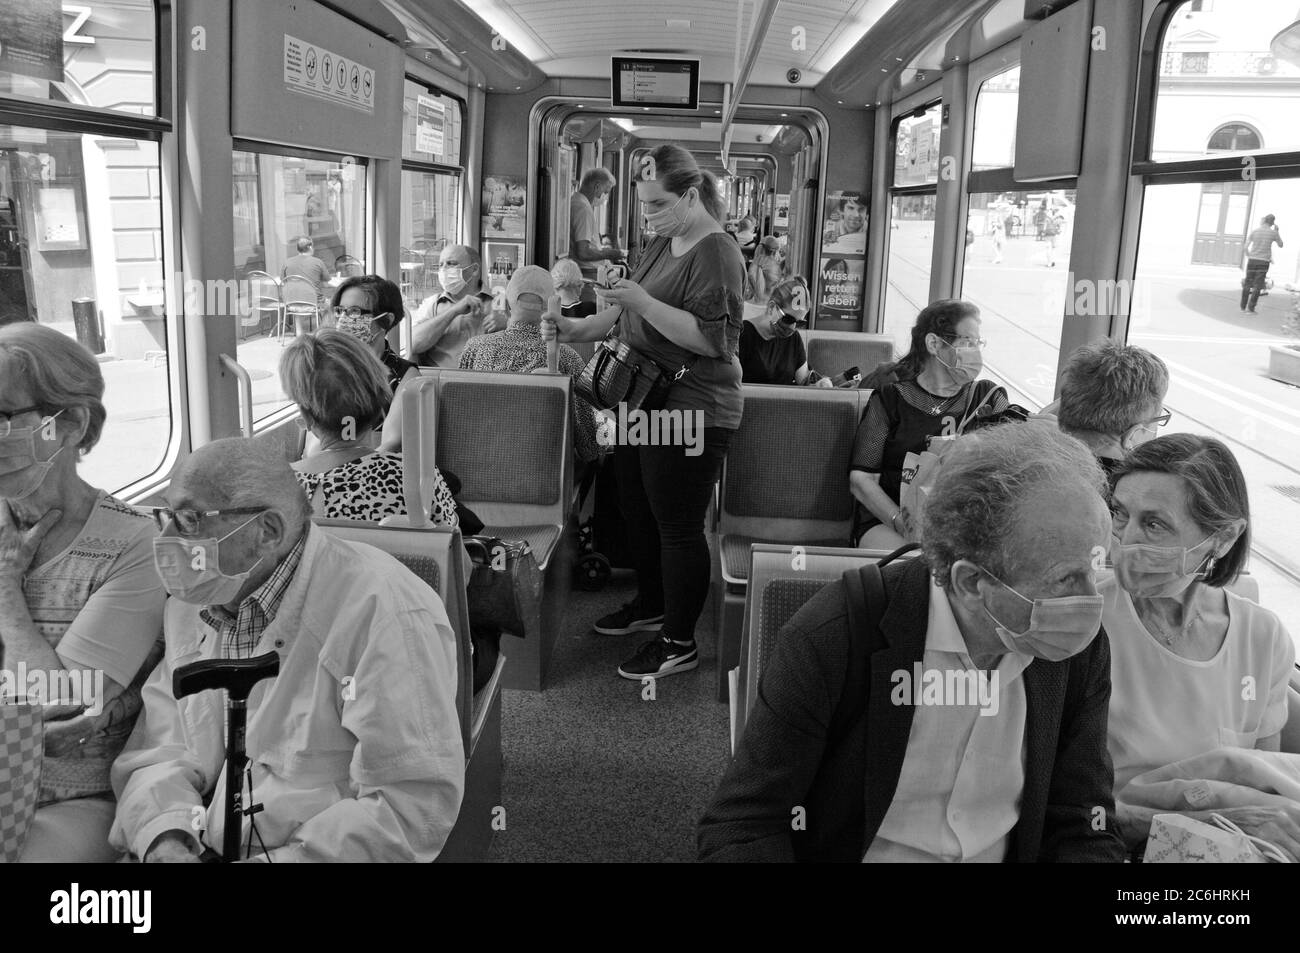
[484,241,521,283]
[816,256,864,331]
[774,193,790,230]
[822,190,867,254]
[482,174,526,239]
[415,95,445,154]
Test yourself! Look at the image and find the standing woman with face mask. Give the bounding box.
[543,143,746,680]
[849,299,1006,550]
[1102,435,1299,858]
[0,324,165,861]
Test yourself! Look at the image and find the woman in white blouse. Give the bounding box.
[1102,434,1297,857]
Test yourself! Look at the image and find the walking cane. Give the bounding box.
[173,652,280,862]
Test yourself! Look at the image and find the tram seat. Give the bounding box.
[416,367,575,691]
[730,545,895,752]
[311,519,500,861]
[1282,670,1300,756]
[804,331,894,381]
[712,384,867,701]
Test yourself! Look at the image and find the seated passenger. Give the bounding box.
[330,275,419,453]
[699,422,1126,862]
[849,299,1006,550]
[460,264,600,464]
[110,439,464,862]
[1103,435,1297,856]
[281,329,457,526]
[1055,341,1170,477]
[411,244,498,367]
[738,277,827,386]
[0,324,165,862]
[552,257,597,318]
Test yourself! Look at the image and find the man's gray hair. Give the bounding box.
[580,168,615,192]
[920,421,1106,589]
[185,437,312,533]
[1058,340,1168,436]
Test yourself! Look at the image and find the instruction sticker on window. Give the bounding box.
[283,34,374,114]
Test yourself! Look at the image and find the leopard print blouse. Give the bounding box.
[296,450,459,527]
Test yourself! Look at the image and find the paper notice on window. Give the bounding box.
[283,34,374,114]
[0,0,64,82]
[415,95,445,155]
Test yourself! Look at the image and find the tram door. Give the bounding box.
[0,152,38,324]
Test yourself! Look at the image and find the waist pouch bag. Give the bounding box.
[465,536,542,639]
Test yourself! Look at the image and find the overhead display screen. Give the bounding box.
[611,57,700,110]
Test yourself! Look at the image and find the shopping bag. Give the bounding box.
[899,434,959,534]
[1143,813,1289,863]
[0,699,44,863]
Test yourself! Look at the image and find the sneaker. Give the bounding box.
[593,602,664,636]
[618,637,698,680]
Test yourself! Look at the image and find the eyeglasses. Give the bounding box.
[151,506,268,535]
[1138,409,1172,433]
[0,406,45,437]
[947,336,987,349]
[776,311,807,327]
[332,306,374,321]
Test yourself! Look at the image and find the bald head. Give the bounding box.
[438,244,479,270]
[176,438,311,534]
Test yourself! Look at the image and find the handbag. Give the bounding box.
[465,536,542,639]
[0,698,44,863]
[575,320,692,412]
[1143,813,1291,863]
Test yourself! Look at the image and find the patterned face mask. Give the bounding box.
[337,313,385,345]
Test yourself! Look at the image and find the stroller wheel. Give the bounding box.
[576,553,612,591]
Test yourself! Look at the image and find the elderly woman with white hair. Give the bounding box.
[0,323,165,862]
[281,329,458,526]
[460,264,601,464]
[552,257,597,318]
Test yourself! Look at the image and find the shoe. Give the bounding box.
[618,637,699,680]
[593,601,664,635]
[1248,308,1258,314]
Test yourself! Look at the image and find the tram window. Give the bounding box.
[1151,1,1300,160]
[882,194,937,353]
[231,149,368,421]
[1131,176,1300,634]
[0,0,157,117]
[971,65,1019,172]
[399,170,461,314]
[402,80,462,167]
[892,104,942,188]
[960,189,1076,407]
[0,126,168,494]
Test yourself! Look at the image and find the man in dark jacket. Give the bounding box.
[699,422,1127,862]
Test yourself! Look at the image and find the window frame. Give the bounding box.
[0,0,176,499]
[1132,0,1300,184]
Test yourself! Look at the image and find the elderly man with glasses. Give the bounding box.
[1050,341,1171,479]
[110,438,465,862]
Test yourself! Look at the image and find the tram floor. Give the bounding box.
[487,572,731,863]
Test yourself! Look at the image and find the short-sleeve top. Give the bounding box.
[617,233,747,429]
[1245,226,1281,262]
[569,192,600,278]
[850,377,1007,508]
[20,493,166,804]
[738,321,805,385]
[1102,578,1296,791]
[295,450,459,527]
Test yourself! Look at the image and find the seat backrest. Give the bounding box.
[1281,668,1300,755]
[400,377,440,527]
[312,519,472,752]
[282,273,318,306]
[244,270,281,306]
[805,331,894,380]
[736,544,895,742]
[417,367,572,528]
[719,384,867,545]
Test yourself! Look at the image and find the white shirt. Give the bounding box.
[111,526,465,862]
[864,579,1031,862]
[569,192,600,277]
[1102,578,1295,792]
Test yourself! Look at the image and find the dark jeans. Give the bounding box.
[1242,259,1270,310]
[614,425,733,642]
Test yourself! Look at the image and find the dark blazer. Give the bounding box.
[698,556,1126,862]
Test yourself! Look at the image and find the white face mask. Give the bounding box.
[439,265,471,296]
[934,338,983,383]
[1109,533,1217,600]
[0,410,65,501]
[976,564,1104,661]
[643,192,692,238]
[152,513,266,606]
